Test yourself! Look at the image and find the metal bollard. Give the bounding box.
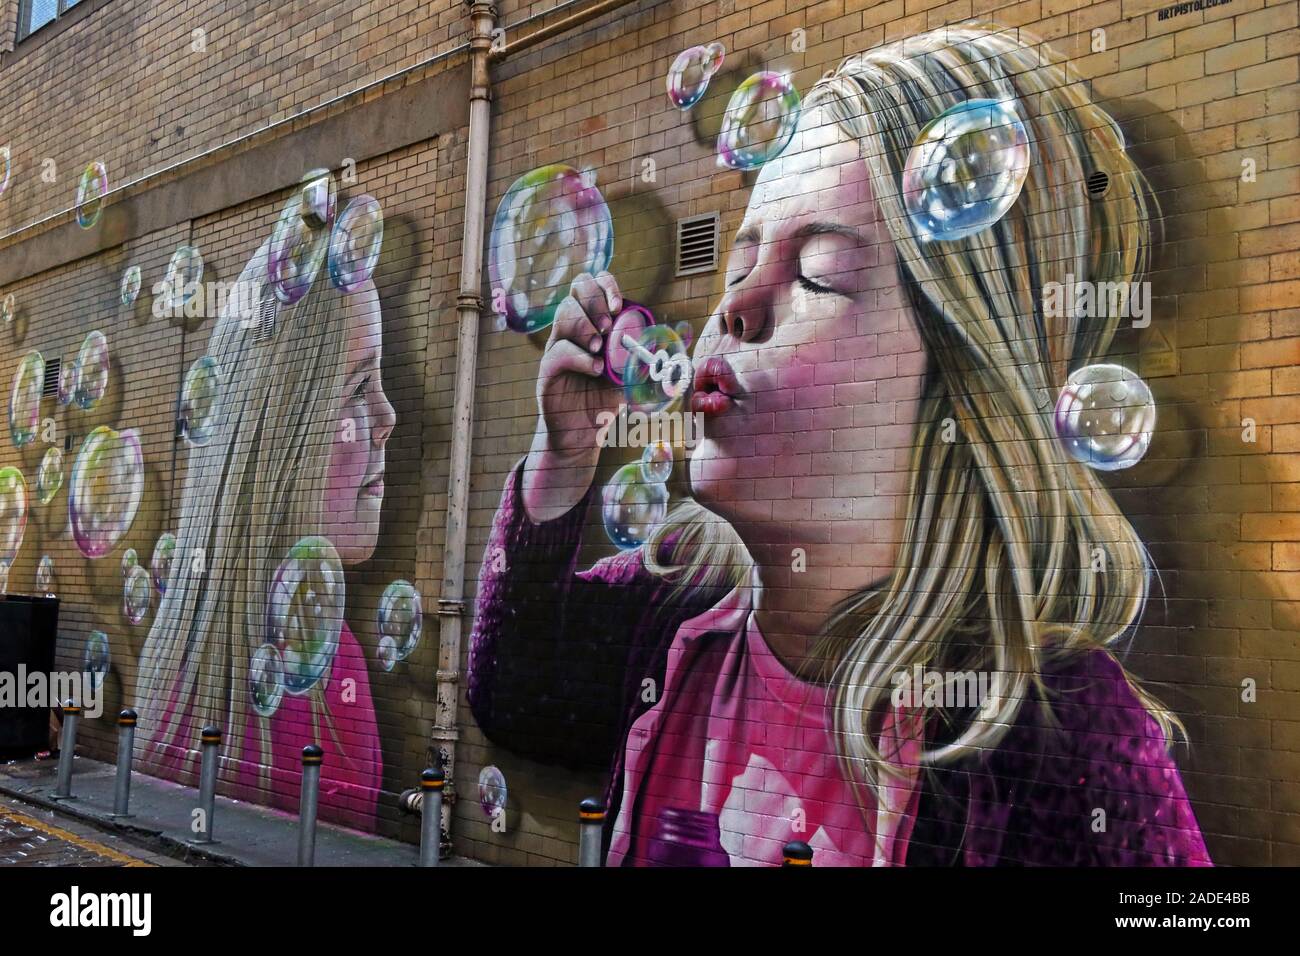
[578,797,606,867]
[297,745,323,867]
[190,725,222,845]
[51,700,81,801]
[782,840,813,867]
[110,709,137,818]
[417,768,445,868]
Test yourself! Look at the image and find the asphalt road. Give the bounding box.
[0,799,182,867]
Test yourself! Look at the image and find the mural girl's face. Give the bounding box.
[323,281,396,565]
[689,111,927,553]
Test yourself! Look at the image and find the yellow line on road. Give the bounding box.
[1,806,154,867]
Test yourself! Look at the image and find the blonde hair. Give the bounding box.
[136,236,354,783]
[647,25,1181,809]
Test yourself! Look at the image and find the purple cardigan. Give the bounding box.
[468,461,1212,866]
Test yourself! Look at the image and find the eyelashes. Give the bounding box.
[725,269,838,296]
[350,375,371,401]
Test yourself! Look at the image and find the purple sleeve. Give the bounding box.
[466,459,666,771]
[963,650,1212,867]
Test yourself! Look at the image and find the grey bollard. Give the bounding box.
[578,797,605,867]
[190,725,221,845]
[51,700,81,800]
[297,745,323,867]
[782,840,813,867]
[417,768,445,867]
[110,709,137,818]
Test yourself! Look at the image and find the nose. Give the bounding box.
[372,385,396,445]
[714,270,770,345]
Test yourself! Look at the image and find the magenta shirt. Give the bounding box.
[608,579,924,867]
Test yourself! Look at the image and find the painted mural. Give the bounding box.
[467,25,1212,866]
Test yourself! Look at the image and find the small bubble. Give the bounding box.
[75,161,108,229]
[718,72,801,170]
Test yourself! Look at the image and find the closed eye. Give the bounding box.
[351,376,371,401]
[797,274,836,295]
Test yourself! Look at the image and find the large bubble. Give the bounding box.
[74,331,110,410]
[602,461,668,551]
[150,532,176,595]
[328,195,384,292]
[9,351,44,447]
[488,164,613,334]
[901,98,1031,243]
[478,765,507,819]
[122,564,152,625]
[120,266,142,307]
[180,356,221,446]
[75,161,108,229]
[162,245,204,311]
[620,323,691,413]
[266,536,344,696]
[57,359,77,406]
[718,72,801,170]
[84,631,110,691]
[666,42,725,110]
[0,466,28,563]
[69,425,144,559]
[268,187,329,305]
[36,446,63,505]
[378,579,422,661]
[250,643,286,718]
[36,555,54,594]
[1054,364,1155,472]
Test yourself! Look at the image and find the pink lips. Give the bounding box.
[690,356,743,416]
[362,473,384,498]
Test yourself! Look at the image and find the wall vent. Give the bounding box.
[1086,170,1111,199]
[42,356,61,399]
[675,212,720,277]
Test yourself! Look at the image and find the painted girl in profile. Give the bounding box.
[469,26,1211,866]
[136,174,395,830]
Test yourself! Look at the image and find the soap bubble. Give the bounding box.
[36,447,63,505]
[162,245,204,311]
[328,195,384,292]
[478,765,507,818]
[150,532,176,594]
[718,72,801,170]
[69,425,144,559]
[180,356,221,446]
[666,42,725,110]
[488,164,613,334]
[250,643,286,718]
[74,330,110,409]
[673,321,694,350]
[266,536,344,696]
[640,440,673,484]
[1053,364,1155,472]
[602,461,668,550]
[0,146,9,196]
[122,548,138,576]
[901,98,1030,243]
[75,161,108,229]
[57,360,77,406]
[120,266,142,306]
[0,466,28,563]
[621,323,691,413]
[36,555,53,594]
[378,579,422,661]
[84,631,110,691]
[123,564,152,625]
[268,190,329,305]
[377,636,399,672]
[8,351,44,447]
[2,293,14,324]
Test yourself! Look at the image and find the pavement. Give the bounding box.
[0,753,482,867]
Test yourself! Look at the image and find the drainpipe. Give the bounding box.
[424,0,497,854]
[415,0,648,855]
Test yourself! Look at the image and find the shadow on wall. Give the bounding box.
[1109,96,1287,865]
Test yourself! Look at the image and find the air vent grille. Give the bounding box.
[675,212,720,277]
[1086,170,1111,199]
[42,356,61,399]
